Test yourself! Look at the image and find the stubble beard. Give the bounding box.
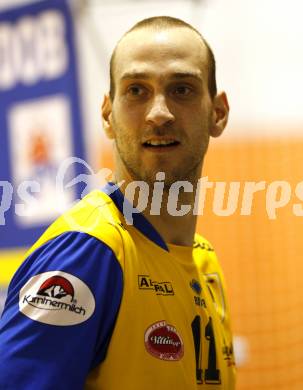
[112,115,209,192]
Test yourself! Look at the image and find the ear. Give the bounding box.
[210,91,229,138]
[101,94,115,139]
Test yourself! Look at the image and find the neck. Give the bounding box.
[117,176,200,247]
[143,210,197,247]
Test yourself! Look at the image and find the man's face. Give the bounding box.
[105,27,218,187]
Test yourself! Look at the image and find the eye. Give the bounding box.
[126,84,148,99]
[171,84,195,99]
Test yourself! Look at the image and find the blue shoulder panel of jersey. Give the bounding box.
[0,231,123,390]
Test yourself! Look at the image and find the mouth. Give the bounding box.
[142,139,180,149]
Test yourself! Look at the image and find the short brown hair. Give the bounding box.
[109,16,217,101]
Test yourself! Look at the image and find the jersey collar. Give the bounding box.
[102,182,169,252]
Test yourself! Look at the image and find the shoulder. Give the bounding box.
[26,190,128,266]
[193,233,221,273]
[193,233,215,253]
[0,233,124,386]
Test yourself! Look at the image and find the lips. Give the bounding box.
[142,138,180,148]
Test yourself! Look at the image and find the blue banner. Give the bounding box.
[0,0,86,250]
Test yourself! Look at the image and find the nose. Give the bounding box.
[145,94,175,127]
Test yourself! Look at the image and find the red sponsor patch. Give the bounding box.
[144,320,184,361]
[37,276,75,299]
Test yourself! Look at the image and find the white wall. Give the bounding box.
[1,0,303,146]
[74,0,303,144]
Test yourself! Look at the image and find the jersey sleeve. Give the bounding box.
[0,231,123,390]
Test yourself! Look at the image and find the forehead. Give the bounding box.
[114,27,209,82]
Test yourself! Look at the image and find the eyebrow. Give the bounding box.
[120,71,203,83]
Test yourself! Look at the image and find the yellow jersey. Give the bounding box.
[0,183,235,389]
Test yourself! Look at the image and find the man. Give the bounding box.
[0,16,235,389]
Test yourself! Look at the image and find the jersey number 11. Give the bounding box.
[191,315,221,385]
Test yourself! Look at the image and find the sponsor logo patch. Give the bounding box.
[138,275,174,296]
[190,278,202,295]
[222,342,235,366]
[193,240,214,252]
[204,273,226,322]
[190,279,206,308]
[194,295,207,308]
[19,271,95,326]
[144,320,184,361]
